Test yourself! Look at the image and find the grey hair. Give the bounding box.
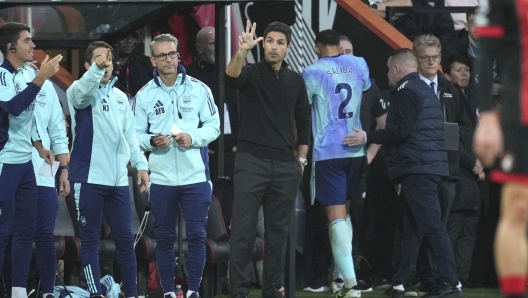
[149,33,178,55]
[412,34,441,53]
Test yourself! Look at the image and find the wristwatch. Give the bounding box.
[58,165,69,172]
[297,157,308,167]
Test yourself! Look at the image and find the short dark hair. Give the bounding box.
[390,48,415,59]
[263,22,291,45]
[442,55,470,74]
[466,7,477,21]
[84,41,113,64]
[0,22,30,56]
[315,29,340,47]
[390,48,418,67]
[339,35,352,43]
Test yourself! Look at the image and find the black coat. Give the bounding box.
[453,85,487,211]
[437,72,472,180]
[394,0,455,54]
[383,73,449,181]
[114,52,153,97]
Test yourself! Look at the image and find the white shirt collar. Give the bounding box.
[419,73,438,96]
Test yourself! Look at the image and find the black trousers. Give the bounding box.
[229,152,302,298]
[392,174,458,286]
[417,179,456,284]
[364,178,401,278]
[447,208,480,281]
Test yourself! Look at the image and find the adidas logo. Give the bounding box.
[154,100,165,115]
[153,100,164,109]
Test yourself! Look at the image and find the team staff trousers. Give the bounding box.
[72,183,137,297]
[0,161,37,287]
[229,152,302,298]
[35,186,60,294]
[392,174,458,287]
[150,182,212,293]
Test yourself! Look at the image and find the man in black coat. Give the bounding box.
[346,48,460,298]
[113,31,153,104]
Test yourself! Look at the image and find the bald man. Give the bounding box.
[187,26,239,226]
[346,49,460,298]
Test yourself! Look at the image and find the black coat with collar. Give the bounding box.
[435,72,472,180]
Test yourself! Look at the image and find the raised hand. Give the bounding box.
[238,20,264,51]
[35,54,63,82]
[94,48,112,69]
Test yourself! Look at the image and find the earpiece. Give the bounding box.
[8,44,16,52]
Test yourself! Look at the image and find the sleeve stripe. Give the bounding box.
[207,92,216,115]
[475,25,505,38]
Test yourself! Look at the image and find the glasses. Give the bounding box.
[417,54,441,62]
[153,51,178,61]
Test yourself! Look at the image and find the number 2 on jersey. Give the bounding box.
[335,83,353,119]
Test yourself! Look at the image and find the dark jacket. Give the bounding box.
[436,72,472,180]
[367,72,448,182]
[224,60,311,161]
[453,85,487,211]
[113,51,153,97]
[395,0,455,55]
[187,59,239,147]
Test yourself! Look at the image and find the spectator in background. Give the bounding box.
[134,34,220,298]
[186,27,239,226]
[444,0,479,31]
[444,7,501,103]
[339,35,353,55]
[369,0,455,56]
[442,55,483,289]
[113,31,153,104]
[225,21,310,298]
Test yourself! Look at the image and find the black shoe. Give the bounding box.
[422,282,463,298]
[188,292,200,298]
[403,283,418,297]
[389,289,405,298]
[418,281,438,296]
[303,274,329,292]
[350,280,371,292]
[372,273,391,290]
[45,295,54,298]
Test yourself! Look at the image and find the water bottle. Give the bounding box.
[175,285,184,298]
[95,24,110,35]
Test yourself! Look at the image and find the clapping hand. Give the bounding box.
[35,54,63,81]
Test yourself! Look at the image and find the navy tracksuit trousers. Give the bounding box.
[150,182,211,293]
[73,183,137,297]
[0,161,38,288]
